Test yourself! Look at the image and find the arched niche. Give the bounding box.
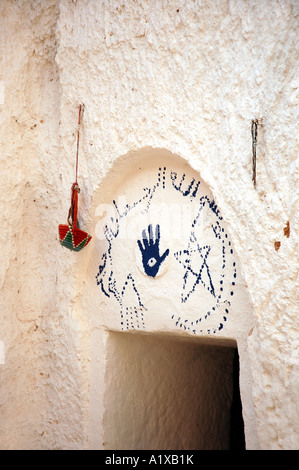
[84,147,259,449]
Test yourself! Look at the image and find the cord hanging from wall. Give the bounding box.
[251,119,258,188]
[58,104,92,251]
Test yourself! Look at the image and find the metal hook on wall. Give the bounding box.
[251,119,259,188]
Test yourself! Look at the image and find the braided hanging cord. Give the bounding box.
[58,104,92,251]
[75,104,84,185]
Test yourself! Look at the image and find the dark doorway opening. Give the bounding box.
[230,349,246,449]
[103,331,246,450]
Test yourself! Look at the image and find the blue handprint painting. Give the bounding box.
[137,224,169,277]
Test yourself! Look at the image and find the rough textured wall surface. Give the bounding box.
[0,0,298,450]
[0,0,61,449]
[0,0,87,450]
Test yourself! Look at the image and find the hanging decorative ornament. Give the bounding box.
[58,104,92,251]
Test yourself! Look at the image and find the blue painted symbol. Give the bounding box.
[137,224,169,278]
[174,240,215,302]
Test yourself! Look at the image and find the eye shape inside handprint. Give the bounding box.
[137,224,169,278]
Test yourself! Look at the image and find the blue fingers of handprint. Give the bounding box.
[137,224,169,278]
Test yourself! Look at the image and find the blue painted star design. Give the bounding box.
[174,234,215,303]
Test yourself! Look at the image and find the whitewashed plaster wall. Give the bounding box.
[0,0,64,449]
[0,0,298,450]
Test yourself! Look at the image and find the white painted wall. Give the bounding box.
[0,0,298,450]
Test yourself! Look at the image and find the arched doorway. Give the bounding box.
[85,148,257,449]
